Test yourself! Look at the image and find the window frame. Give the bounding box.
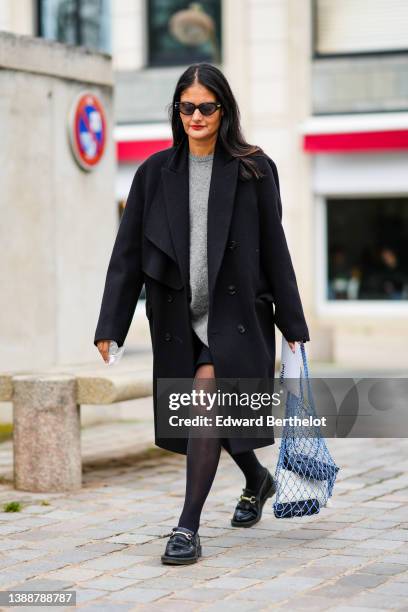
[146,0,222,68]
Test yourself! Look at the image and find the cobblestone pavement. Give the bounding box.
[0,424,407,612]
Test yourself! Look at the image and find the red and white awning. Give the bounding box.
[300,113,408,153]
[115,123,172,162]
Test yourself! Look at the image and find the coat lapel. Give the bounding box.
[160,134,240,299]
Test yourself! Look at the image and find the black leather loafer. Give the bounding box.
[231,467,276,527]
[161,526,202,565]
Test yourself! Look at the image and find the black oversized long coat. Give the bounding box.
[94,134,310,456]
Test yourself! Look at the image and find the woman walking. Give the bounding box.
[94,63,310,565]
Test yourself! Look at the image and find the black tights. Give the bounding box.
[177,440,267,535]
[177,369,267,534]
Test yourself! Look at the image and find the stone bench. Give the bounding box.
[0,367,152,493]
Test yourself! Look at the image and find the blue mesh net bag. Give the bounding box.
[273,342,340,518]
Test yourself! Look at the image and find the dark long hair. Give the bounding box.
[167,63,267,181]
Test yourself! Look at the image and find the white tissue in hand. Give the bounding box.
[280,339,302,397]
[108,341,124,365]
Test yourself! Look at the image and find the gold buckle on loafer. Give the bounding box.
[239,494,257,504]
[171,529,193,540]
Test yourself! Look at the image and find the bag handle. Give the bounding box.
[300,342,309,379]
[299,342,318,415]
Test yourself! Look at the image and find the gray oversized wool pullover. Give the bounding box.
[188,150,214,347]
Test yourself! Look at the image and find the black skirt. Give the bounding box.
[192,329,213,372]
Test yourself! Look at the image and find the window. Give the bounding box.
[148,0,221,67]
[326,198,408,301]
[314,0,408,56]
[38,0,111,53]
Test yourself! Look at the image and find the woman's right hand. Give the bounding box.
[96,340,112,364]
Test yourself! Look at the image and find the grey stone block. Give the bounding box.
[13,375,81,492]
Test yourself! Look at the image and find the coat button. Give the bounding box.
[167,293,174,302]
[227,284,236,295]
[228,240,238,250]
[237,324,246,334]
[164,332,172,341]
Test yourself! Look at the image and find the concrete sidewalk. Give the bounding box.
[0,415,407,610]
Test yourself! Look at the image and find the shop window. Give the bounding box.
[38,0,111,53]
[148,0,221,67]
[327,197,408,300]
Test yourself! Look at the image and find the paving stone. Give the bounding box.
[200,600,263,611]
[230,586,293,602]
[200,556,259,569]
[232,565,289,579]
[222,546,293,559]
[333,572,389,588]
[310,555,377,568]
[329,528,385,541]
[105,533,156,544]
[6,549,49,562]
[38,568,102,582]
[353,539,405,551]
[290,565,343,580]
[77,553,143,571]
[363,562,407,575]
[346,591,408,609]
[309,581,373,598]
[174,587,231,602]
[329,606,385,612]
[44,549,106,565]
[130,575,196,590]
[279,547,331,560]
[380,553,408,565]
[281,594,348,610]
[280,528,334,540]
[150,565,225,579]
[260,576,325,592]
[106,586,172,603]
[141,599,211,612]
[393,571,408,583]
[358,520,402,530]
[379,529,408,541]
[303,538,357,550]
[114,565,168,579]
[9,578,74,590]
[75,588,110,605]
[78,575,141,591]
[0,571,38,589]
[76,542,126,554]
[0,524,31,535]
[0,538,30,551]
[200,535,257,547]
[200,576,261,590]
[371,580,408,597]
[78,604,134,612]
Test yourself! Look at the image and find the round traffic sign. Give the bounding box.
[68,92,107,171]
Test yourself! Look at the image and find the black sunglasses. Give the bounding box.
[174,101,222,116]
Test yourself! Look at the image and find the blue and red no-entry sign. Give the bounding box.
[68,92,107,171]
